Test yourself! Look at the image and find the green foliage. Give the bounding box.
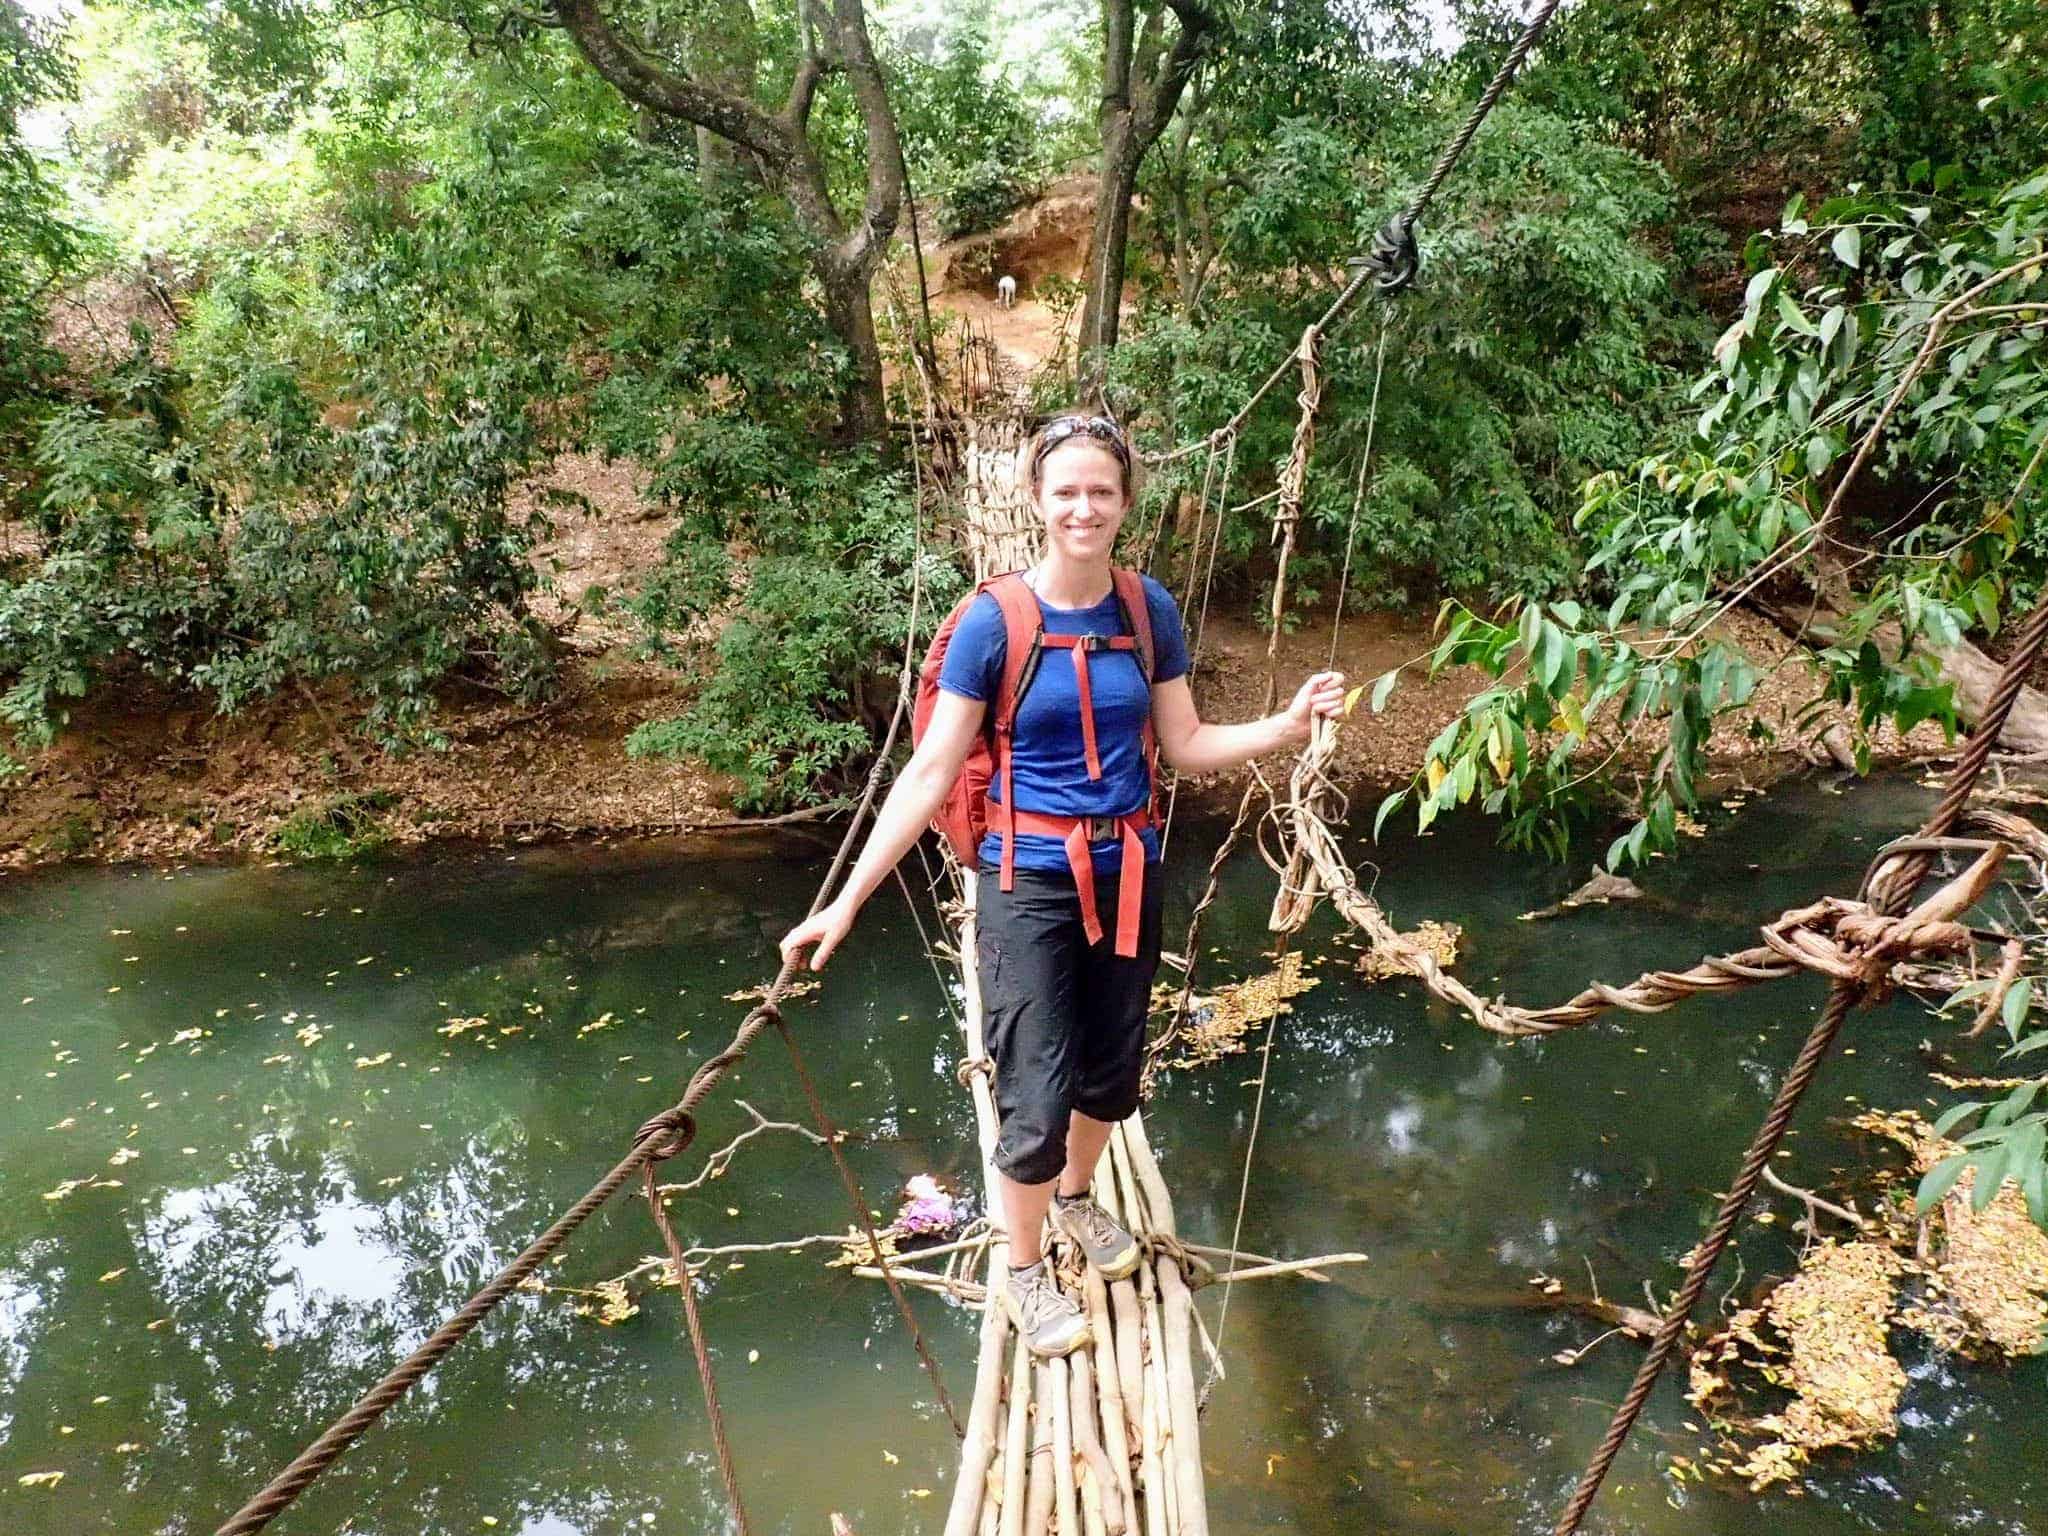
[1920,976,2048,1233]
[270,790,396,861]
[1504,0,2047,196]
[1376,170,2047,867]
[1119,98,1694,613]
[1,2,80,517]
[625,451,965,811]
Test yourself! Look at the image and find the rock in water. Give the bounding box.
[1518,870,1646,922]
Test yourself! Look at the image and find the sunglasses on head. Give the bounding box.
[1033,414,1131,468]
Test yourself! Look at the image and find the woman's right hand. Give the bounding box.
[779,898,857,972]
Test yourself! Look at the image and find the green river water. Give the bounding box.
[2,776,2044,1534]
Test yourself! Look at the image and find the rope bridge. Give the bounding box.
[201,1,2037,1530]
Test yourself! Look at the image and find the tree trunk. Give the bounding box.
[1075,0,1208,399]
[1754,597,2048,753]
[1080,118,1143,392]
[820,251,889,442]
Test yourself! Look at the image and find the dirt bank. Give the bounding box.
[0,597,1947,872]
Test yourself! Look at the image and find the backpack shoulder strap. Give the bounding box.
[1109,566,1156,682]
[984,571,1043,732]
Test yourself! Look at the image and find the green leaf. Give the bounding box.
[1372,789,1406,842]
[1742,267,1779,318]
[1775,290,1817,337]
[1370,670,1398,715]
[1971,1138,2012,1211]
[1932,1101,1986,1138]
[1832,226,1863,269]
[2005,976,2034,1040]
[1915,1152,1972,1212]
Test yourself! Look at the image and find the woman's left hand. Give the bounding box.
[1285,670,1348,740]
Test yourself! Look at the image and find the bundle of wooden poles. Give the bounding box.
[942,869,1209,1536]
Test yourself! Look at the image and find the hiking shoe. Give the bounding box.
[1002,1264,1091,1358]
[1051,1194,1142,1281]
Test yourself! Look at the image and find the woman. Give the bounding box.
[781,413,1346,1358]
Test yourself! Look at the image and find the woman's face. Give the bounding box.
[1033,440,1129,566]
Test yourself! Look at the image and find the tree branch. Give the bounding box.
[552,0,792,161]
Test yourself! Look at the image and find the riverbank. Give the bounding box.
[0,604,1945,871]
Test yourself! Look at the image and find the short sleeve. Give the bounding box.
[937,592,1006,702]
[1140,575,1191,683]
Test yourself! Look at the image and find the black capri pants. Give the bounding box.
[975,863,1166,1186]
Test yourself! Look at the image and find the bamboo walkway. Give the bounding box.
[944,869,1208,1536]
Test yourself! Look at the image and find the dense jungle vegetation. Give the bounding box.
[1,0,2043,826]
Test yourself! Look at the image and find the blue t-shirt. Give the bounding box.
[938,574,1190,875]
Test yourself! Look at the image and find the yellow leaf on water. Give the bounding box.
[17,1472,62,1488]
[882,1449,899,1464]
[98,1268,127,1283]
[353,1052,392,1069]
[909,1489,931,1499]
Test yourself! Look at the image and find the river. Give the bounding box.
[2,776,2043,1534]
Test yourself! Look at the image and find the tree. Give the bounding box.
[551,0,907,441]
[1076,0,1209,394]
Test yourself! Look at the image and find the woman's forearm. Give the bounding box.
[1163,710,1304,775]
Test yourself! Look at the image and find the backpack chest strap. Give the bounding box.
[1039,633,1138,781]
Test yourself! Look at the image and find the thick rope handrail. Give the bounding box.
[1277,716,2019,1035]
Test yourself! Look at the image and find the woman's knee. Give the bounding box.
[994,1098,1070,1185]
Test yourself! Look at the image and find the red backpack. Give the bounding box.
[912,567,1159,956]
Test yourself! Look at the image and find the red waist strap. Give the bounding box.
[1004,809,1150,958]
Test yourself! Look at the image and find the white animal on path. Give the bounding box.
[997,274,1017,309]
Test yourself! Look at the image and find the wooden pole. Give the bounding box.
[943,1282,1012,1536]
[1025,1362,1055,1536]
[1051,1354,1080,1536]
[1083,1263,1139,1533]
[1070,1348,1121,1536]
[1001,1331,1031,1536]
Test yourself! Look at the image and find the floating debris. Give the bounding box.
[897,1174,961,1236]
[1686,1110,2048,1493]
[1688,1241,1907,1491]
[1154,952,1321,1067]
[1856,1109,2048,1358]
[724,978,820,1005]
[1357,921,1462,983]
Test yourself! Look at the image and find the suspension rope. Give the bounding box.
[1328,315,1391,669]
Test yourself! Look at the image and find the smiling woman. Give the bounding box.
[780,411,1346,1358]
